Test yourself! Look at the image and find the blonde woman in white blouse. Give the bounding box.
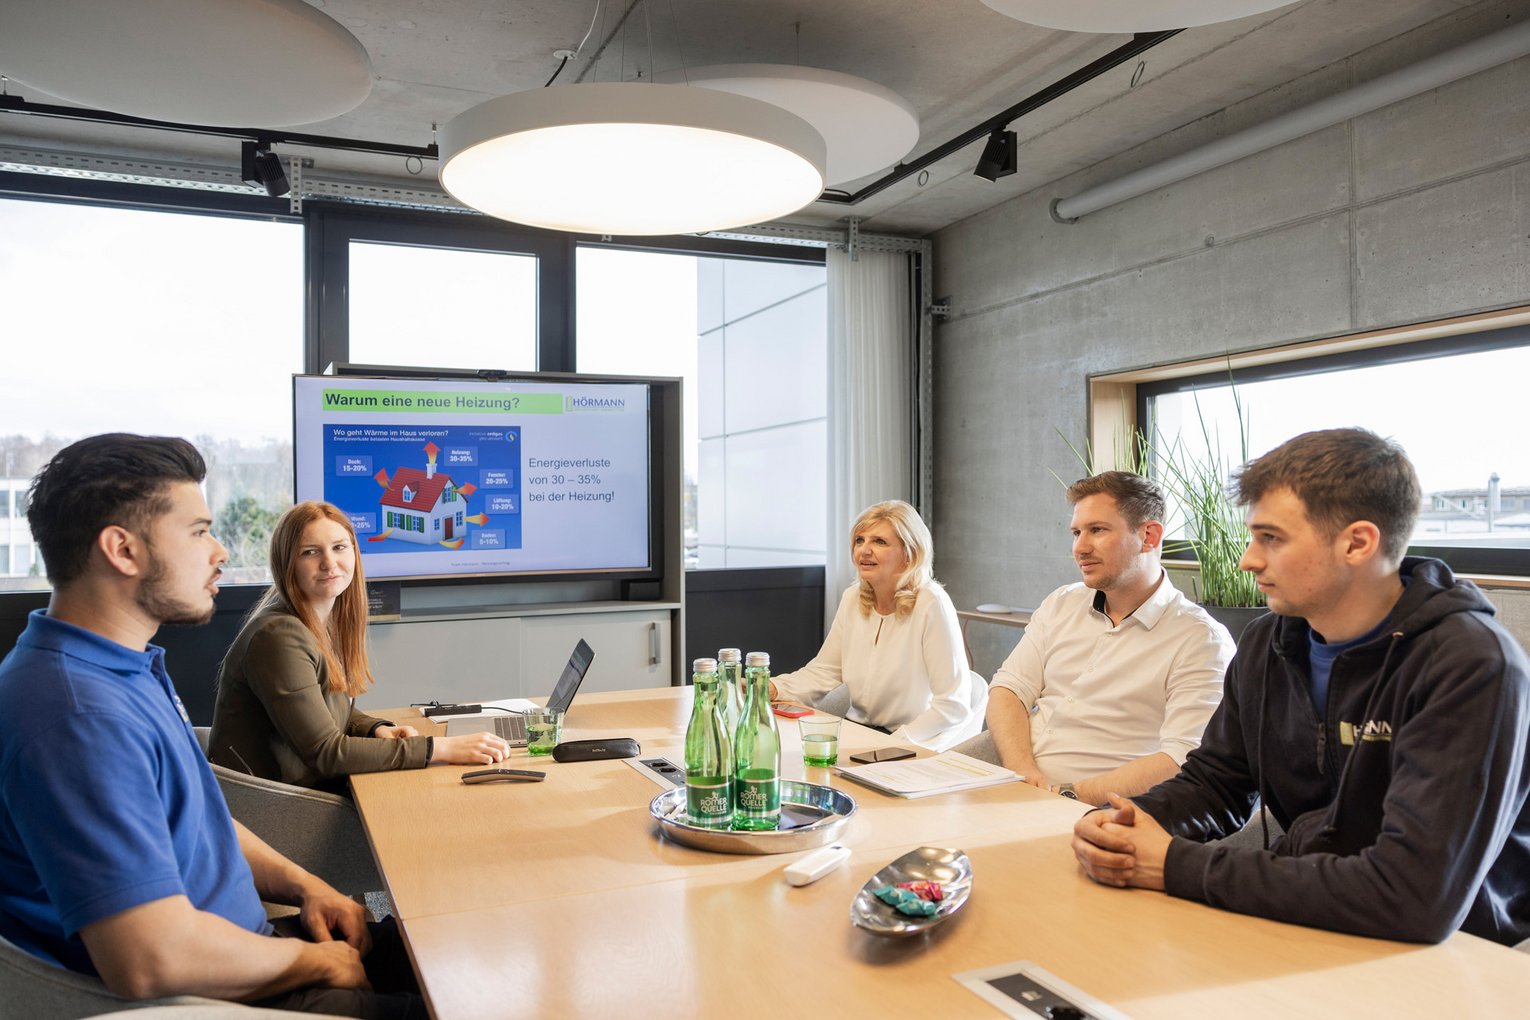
[770,500,986,751]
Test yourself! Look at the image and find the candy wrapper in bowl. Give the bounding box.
[850,846,972,936]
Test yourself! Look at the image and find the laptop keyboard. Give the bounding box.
[447,713,528,745]
[486,714,528,743]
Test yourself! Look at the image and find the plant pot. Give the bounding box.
[1201,604,1267,645]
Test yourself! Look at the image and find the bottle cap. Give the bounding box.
[692,657,718,674]
[718,647,742,662]
[745,651,771,667]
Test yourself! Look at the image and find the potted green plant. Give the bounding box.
[1058,393,1265,641]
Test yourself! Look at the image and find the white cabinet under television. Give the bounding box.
[516,608,671,694]
[361,602,679,709]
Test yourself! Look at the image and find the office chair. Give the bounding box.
[194,728,383,898]
[813,684,852,718]
[89,1008,349,1019]
[0,930,227,1020]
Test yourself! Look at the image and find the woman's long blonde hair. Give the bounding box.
[852,500,935,620]
[252,501,374,697]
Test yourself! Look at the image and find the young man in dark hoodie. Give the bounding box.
[1071,427,1530,947]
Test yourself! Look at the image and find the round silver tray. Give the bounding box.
[649,779,857,854]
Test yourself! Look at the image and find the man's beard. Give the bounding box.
[135,550,216,627]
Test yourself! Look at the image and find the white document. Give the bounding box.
[834,750,1018,799]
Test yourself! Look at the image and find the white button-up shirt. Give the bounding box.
[774,584,987,751]
[990,574,1233,782]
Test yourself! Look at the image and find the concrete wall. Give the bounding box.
[931,3,1530,676]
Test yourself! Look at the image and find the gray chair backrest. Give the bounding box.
[87,1006,353,1019]
[0,931,220,1020]
[210,764,382,896]
[193,726,381,896]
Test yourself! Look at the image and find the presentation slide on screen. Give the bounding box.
[293,376,651,579]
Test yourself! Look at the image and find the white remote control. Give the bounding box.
[783,843,851,886]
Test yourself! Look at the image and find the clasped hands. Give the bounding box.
[1071,793,1172,891]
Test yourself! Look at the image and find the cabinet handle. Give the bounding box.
[649,622,661,667]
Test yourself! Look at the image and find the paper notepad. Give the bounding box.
[834,750,1019,799]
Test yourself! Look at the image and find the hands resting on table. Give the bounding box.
[1071,793,1172,891]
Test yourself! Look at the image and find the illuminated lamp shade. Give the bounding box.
[0,0,371,126]
[439,83,827,236]
[978,0,1301,32]
[657,65,919,187]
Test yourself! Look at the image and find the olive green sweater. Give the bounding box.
[209,608,429,788]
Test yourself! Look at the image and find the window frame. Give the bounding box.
[1087,306,1530,577]
[306,203,575,374]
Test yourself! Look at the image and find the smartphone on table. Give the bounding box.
[771,702,812,719]
[849,746,916,765]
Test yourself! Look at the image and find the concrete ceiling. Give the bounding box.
[0,0,1496,237]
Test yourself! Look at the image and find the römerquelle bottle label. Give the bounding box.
[686,775,732,828]
[734,767,781,828]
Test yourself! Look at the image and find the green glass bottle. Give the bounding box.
[732,650,781,831]
[717,647,744,737]
[684,657,732,829]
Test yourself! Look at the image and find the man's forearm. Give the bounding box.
[81,896,358,1002]
[986,687,1043,778]
[1073,751,1180,806]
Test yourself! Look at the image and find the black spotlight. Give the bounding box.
[974,128,1017,182]
[241,141,290,198]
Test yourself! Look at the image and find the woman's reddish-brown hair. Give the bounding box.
[252,501,374,697]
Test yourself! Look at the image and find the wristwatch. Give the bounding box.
[1055,783,1079,800]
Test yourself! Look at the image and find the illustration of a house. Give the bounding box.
[379,462,466,545]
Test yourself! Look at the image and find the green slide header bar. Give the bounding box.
[322,389,564,414]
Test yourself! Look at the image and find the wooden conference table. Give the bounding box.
[350,688,1530,1019]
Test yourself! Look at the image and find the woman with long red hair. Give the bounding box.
[209,501,507,791]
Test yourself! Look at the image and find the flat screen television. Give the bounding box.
[292,371,659,583]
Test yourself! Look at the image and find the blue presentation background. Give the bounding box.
[321,425,523,554]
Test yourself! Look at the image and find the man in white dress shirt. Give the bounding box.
[985,471,1234,806]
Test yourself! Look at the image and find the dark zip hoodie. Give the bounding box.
[1134,557,1530,945]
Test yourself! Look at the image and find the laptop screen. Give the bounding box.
[547,639,595,713]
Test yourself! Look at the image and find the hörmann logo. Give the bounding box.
[1339,719,1393,746]
[565,395,627,412]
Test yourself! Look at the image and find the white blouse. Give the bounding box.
[773,584,987,751]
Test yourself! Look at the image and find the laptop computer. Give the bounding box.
[444,639,595,745]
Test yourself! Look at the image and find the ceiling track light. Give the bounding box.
[973,128,1017,181]
[241,140,290,198]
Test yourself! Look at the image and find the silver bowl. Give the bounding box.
[649,779,857,854]
[850,846,973,936]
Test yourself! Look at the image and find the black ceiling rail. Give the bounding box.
[817,29,1183,206]
[0,30,1179,195]
[0,94,439,161]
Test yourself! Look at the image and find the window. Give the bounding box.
[0,195,302,590]
[309,206,572,375]
[348,241,537,371]
[575,246,828,568]
[1128,315,1530,574]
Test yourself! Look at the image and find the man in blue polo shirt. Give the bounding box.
[0,434,421,1017]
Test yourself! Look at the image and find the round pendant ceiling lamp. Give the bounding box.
[657,65,919,187]
[0,0,372,126]
[978,0,1302,32]
[439,82,827,236]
